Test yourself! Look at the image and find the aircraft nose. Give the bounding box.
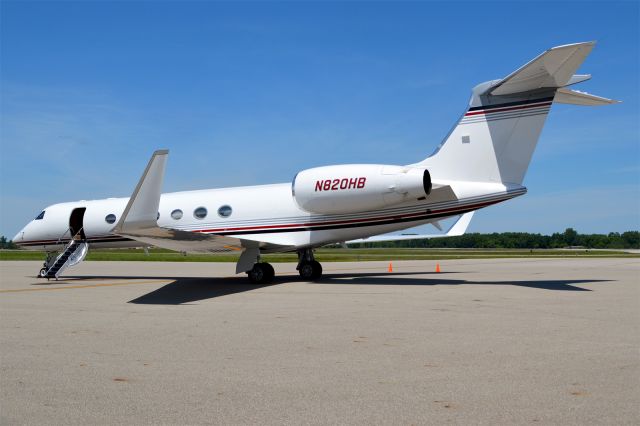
[12,229,25,244]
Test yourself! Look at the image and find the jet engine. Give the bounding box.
[292,164,431,214]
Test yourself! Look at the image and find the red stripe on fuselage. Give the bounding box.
[193,198,506,234]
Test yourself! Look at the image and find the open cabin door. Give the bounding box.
[40,207,90,279]
[69,207,86,240]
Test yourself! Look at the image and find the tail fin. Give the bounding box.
[415,42,617,185]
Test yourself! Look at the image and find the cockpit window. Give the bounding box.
[35,211,45,220]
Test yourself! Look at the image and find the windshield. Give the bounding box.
[35,211,45,220]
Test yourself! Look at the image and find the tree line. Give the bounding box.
[350,228,639,249]
[0,236,17,249]
[1,228,639,250]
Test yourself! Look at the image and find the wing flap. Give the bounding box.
[117,226,249,254]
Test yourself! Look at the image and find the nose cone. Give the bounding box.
[12,229,25,245]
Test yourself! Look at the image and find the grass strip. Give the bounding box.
[1,248,637,262]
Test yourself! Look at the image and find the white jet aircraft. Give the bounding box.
[13,42,617,282]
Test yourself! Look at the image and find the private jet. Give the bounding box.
[13,42,617,282]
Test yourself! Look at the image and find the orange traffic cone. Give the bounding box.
[435,263,441,273]
[388,262,393,273]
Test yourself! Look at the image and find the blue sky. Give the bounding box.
[1,1,638,238]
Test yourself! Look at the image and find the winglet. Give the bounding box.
[114,150,169,233]
[446,212,474,237]
[345,211,475,244]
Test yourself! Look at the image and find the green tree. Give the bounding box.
[563,228,579,246]
[0,236,18,249]
[348,228,639,250]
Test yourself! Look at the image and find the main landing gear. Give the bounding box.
[247,262,275,284]
[244,248,323,283]
[297,248,323,280]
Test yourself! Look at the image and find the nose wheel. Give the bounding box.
[297,249,323,280]
[247,262,275,284]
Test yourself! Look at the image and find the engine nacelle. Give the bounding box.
[292,164,431,214]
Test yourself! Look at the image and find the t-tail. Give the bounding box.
[414,41,618,185]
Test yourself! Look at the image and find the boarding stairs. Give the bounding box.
[41,229,89,280]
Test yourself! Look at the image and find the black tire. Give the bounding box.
[247,263,274,284]
[261,262,275,282]
[38,268,47,278]
[299,260,322,281]
[310,260,322,280]
[299,262,314,280]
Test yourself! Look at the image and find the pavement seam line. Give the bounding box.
[0,279,174,293]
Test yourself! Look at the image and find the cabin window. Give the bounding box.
[218,205,232,218]
[194,207,208,219]
[171,209,183,220]
[157,212,160,220]
[105,214,116,224]
[35,211,45,220]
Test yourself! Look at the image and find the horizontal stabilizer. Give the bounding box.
[488,42,595,96]
[346,212,474,244]
[554,88,619,106]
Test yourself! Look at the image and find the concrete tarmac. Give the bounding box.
[1,258,638,425]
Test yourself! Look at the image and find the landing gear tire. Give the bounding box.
[247,262,275,284]
[299,260,322,281]
[261,262,275,282]
[38,268,47,278]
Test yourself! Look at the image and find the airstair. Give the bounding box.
[40,229,89,280]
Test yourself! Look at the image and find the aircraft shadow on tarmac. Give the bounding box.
[111,271,609,305]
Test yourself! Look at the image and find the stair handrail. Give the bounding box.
[54,227,73,246]
[71,227,85,241]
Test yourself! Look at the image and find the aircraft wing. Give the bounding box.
[346,212,474,244]
[113,150,289,255]
[487,42,596,96]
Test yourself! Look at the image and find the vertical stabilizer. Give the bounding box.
[414,42,612,185]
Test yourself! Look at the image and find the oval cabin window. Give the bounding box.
[194,207,208,219]
[105,214,116,224]
[171,209,183,220]
[218,205,232,218]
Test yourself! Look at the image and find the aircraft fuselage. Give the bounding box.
[13,180,524,252]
